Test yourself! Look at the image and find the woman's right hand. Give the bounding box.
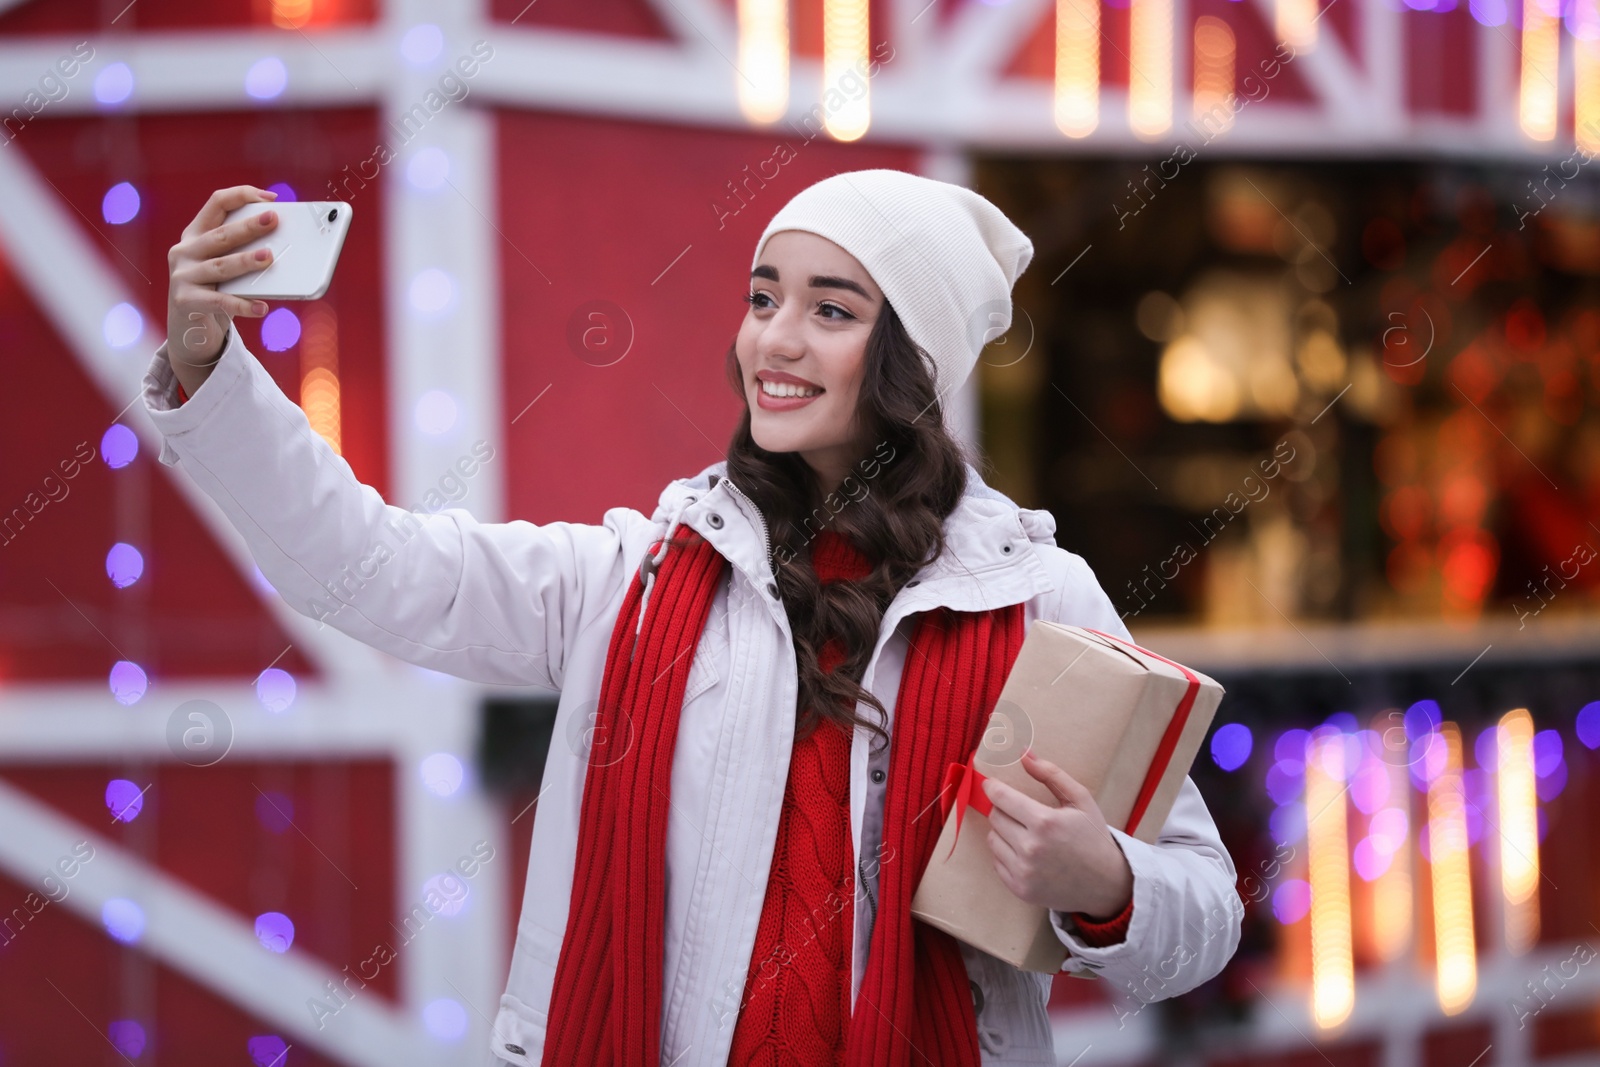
[164,184,280,396]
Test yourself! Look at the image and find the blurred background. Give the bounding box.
[0,0,1597,1064]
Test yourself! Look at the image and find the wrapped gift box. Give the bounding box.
[909,622,1225,973]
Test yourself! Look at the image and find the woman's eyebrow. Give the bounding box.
[750,264,875,302]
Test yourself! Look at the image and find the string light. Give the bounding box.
[822,0,870,140]
[300,303,342,455]
[1577,0,1600,152]
[1520,0,1560,140]
[1496,708,1541,955]
[1055,0,1100,138]
[1362,713,1412,963]
[1427,722,1477,1015]
[1192,16,1236,135]
[270,0,313,30]
[737,0,789,125]
[1306,727,1354,1030]
[1275,0,1317,53]
[1129,0,1173,138]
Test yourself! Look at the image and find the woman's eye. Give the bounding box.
[818,302,853,320]
[745,291,773,309]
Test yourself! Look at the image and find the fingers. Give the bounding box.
[982,776,1043,831]
[1021,750,1093,809]
[178,284,268,320]
[171,206,277,268]
[182,185,276,242]
[986,826,1021,873]
[985,800,1029,841]
[177,245,273,287]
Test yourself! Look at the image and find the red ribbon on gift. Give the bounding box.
[1084,628,1201,838]
[935,628,1202,857]
[937,756,994,861]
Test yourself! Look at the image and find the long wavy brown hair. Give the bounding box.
[714,298,972,752]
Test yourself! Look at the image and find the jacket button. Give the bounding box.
[766,581,778,598]
[1001,544,1012,554]
[871,769,885,784]
[707,513,724,529]
[905,579,920,588]
[504,1044,526,1056]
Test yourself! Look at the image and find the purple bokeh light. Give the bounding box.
[422,998,468,1041]
[106,542,144,589]
[1537,759,1568,802]
[1210,723,1253,771]
[103,898,145,943]
[105,779,145,823]
[1265,761,1303,805]
[1368,806,1408,854]
[1270,803,1306,847]
[108,1020,146,1058]
[1532,729,1563,777]
[255,668,296,714]
[260,308,301,352]
[1578,702,1600,750]
[102,182,140,225]
[247,1035,289,1067]
[109,661,147,705]
[101,424,139,468]
[254,912,294,953]
[1404,700,1441,741]
[244,57,287,100]
[1471,0,1507,22]
[1349,753,1391,814]
[1474,724,1498,771]
[1273,879,1312,924]
[1353,836,1393,881]
[1274,728,1310,770]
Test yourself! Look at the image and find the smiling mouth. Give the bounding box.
[759,379,824,399]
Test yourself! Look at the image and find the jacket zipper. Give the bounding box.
[858,853,878,926]
[718,475,773,576]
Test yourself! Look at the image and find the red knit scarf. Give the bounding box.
[539,522,1026,1067]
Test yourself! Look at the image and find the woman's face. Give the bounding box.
[736,230,883,494]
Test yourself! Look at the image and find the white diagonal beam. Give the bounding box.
[0,778,433,1067]
[641,0,738,61]
[940,0,1052,80]
[1247,0,1379,133]
[0,138,378,688]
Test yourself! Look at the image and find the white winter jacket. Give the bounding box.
[141,327,1244,1067]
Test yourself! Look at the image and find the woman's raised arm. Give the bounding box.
[143,187,651,689]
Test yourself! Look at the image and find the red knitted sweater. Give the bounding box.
[727,530,863,1064]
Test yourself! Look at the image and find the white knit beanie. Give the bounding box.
[750,168,1035,410]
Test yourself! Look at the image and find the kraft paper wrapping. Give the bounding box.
[909,622,1225,974]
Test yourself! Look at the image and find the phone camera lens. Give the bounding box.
[326,208,337,223]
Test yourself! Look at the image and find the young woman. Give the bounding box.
[149,171,1242,1066]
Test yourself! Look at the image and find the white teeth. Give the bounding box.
[760,379,821,398]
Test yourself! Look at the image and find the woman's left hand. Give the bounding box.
[982,749,1134,919]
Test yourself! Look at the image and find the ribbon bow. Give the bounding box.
[937,756,995,861]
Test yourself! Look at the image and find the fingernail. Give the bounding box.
[255,247,271,260]
[252,301,267,315]
[260,211,274,224]
[264,190,278,198]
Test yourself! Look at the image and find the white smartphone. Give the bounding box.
[218,200,352,301]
